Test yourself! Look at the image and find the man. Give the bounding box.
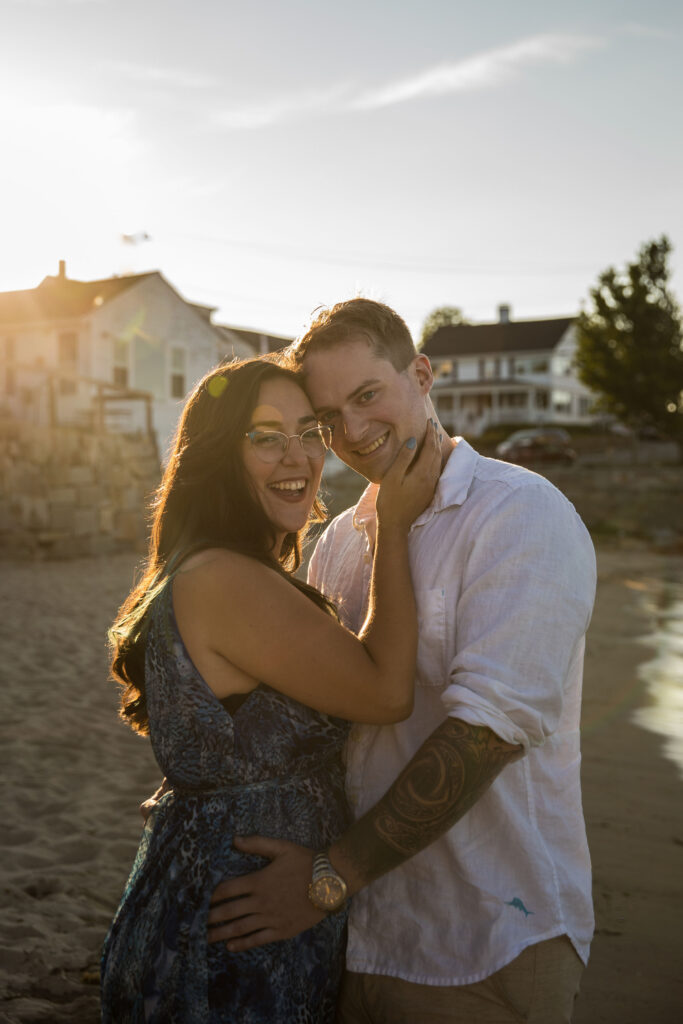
[209,299,597,1022]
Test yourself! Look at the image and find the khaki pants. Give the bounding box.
[336,935,584,1024]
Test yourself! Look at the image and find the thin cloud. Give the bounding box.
[350,33,604,110]
[208,33,603,132]
[109,61,216,91]
[210,83,352,131]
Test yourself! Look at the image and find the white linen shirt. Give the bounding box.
[308,439,596,985]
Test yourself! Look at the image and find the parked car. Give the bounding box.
[495,427,577,466]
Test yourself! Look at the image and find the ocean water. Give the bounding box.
[632,579,683,779]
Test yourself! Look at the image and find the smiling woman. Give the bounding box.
[100,354,441,1022]
[242,380,332,545]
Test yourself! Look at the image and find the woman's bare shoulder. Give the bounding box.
[174,547,279,591]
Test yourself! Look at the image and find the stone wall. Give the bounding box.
[2,418,680,560]
[541,463,683,549]
[0,417,160,559]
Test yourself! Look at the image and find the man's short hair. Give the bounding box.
[290,298,417,372]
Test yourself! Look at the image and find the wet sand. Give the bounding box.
[574,548,683,1023]
[0,546,681,1023]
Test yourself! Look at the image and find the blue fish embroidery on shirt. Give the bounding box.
[505,898,534,917]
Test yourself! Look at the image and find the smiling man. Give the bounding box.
[209,298,597,1023]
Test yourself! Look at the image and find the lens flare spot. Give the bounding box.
[207,376,228,398]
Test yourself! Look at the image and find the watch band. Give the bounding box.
[311,852,336,882]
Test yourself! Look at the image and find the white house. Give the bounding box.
[422,305,596,437]
[0,262,255,457]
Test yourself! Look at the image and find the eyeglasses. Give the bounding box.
[244,425,333,463]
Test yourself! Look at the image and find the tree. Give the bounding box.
[575,236,683,457]
[419,306,466,349]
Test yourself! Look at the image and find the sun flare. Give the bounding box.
[0,91,143,288]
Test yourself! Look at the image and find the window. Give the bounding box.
[58,331,78,395]
[553,390,572,414]
[171,347,186,399]
[552,355,573,376]
[507,357,515,377]
[513,356,550,377]
[59,332,78,364]
[435,360,459,381]
[535,391,549,410]
[478,358,485,380]
[437,394,454,412]
[579,396,592,416]
[493,358,501,378]
[113,338,130,390]
[500,392,528,409]
[4,337,16,395]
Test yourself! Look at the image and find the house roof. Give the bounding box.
[215,325,292,354]
[422,317,574,357]
[188,301,218,322]
[0,271,158,326]
[0,268,295,354]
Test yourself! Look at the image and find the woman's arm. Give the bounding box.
[173,428,440,724]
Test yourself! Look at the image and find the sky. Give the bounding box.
[0,0,681,342]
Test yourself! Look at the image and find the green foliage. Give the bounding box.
[575,237,683,452]
[419,305,466,349]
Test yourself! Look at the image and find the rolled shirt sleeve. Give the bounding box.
[441,481,597,750]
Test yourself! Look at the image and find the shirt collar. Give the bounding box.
[413,437,477,527]
[352,482,379,533]
[351,437,478,534]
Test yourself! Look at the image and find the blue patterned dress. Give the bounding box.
[101,582,351,1023]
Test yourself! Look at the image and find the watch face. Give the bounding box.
[311,875,346,910]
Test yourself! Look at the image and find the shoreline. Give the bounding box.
[575,547,683,1022]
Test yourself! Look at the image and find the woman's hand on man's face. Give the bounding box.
[376,419,442,531]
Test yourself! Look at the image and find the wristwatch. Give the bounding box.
[307,851,348,912]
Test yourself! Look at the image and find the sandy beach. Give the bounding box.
[1,546,682,1023]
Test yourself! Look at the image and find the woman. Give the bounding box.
[101,357,439,1023]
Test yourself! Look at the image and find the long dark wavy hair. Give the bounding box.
[109,356,332,735]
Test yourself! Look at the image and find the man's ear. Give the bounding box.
[412,354,434,395]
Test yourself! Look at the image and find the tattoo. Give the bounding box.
[339,719,521,884]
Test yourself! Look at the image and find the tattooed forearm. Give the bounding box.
[332,719,522,889]
[375,720,518,854]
